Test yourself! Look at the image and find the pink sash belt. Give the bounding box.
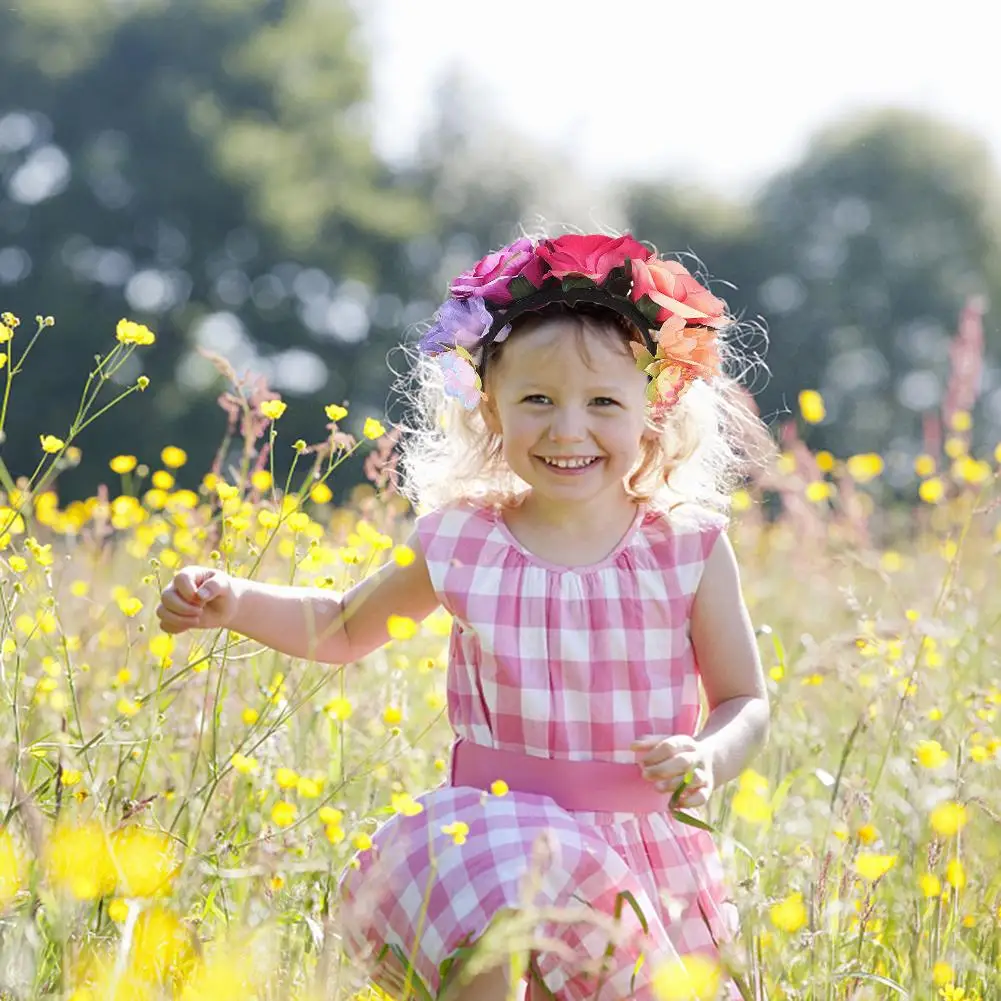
[449,738,669,814]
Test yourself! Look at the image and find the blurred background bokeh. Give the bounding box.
[3,0,1000,500]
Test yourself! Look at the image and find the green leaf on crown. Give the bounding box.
[635,294,663,325]
[604,264,631,297]
[561,276,598,291]
[506,275,538,300]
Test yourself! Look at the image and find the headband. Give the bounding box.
[417,233,729,418]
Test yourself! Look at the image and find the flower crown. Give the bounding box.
[418,233,730,418]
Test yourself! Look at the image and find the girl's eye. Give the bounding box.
[593,397,619,407]
[522,395,551,404]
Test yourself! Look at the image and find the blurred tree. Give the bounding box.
[750,109,1001,477]
[0,0,435,496]
[625,109,1001,481]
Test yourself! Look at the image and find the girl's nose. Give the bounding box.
[548,407,587,441]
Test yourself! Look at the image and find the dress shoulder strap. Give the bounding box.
[414,501,497,612]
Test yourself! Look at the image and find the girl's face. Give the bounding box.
[484,317,653,511]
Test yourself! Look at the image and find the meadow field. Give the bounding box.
[0,314,999,1000]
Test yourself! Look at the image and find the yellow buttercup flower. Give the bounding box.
[310,482,333,504]
[805,481,832,503]
[919,873,942,897]
[110,454,138,474]
[325,403,348,422]
[769,891,807,933]
[949,410,972,432]
[363,417,386,440]
[386,614,418,640]
[259,400,287,420]
[160,445,187,468]
[391,793,424,817]
[130,905,196,986]
[846,453,884,483]
[914,739,950,769]
[392,544,416,566]
[441,821,469,846]
[44,822,117,899]
[117,595,143,617]
[0,831,22,907]
[40,434,65,454]
[814,450,834,472]
[275,767,299,790]
[109,827,177,897]
[929,801,967,837]
[798,389,825,424]
[944,857,966,889]
[177,939,263,1001]
[651,953,722,1001]
[271,801,297,828]
[856,823,877,845]
[731,771,772,825]
[324,696,353,720]
[854,853,897,882]
[919,477,944,504]
[116,318,156,345]
[230,754,259,776]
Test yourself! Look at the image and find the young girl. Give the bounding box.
[156,232,769,1001]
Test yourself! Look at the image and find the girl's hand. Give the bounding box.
[155,566,239,634]
[631,734,715,809]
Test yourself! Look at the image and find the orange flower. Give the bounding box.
[654,318,721,378]
[631,258,729,328]
[631,319,721,416]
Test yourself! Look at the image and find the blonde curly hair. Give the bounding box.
[392,301,767,518]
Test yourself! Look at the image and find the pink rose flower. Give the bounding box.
[630,258,729,328]
[536,234,651,284]
[449,238,546,305]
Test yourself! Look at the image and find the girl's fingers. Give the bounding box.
[159,591,201,616]
[678,785,708,808]
[642,758,693,782]
[172,571,202,604]
[158,614,196,635]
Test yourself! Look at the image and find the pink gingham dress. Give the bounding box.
[340,500,740,1000]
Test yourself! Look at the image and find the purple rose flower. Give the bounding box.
[449,237,546,305]
[418,297,492,355]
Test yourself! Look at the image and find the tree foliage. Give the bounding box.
[3,3,1001,498]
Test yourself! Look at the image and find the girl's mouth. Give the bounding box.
[536,456,603,474]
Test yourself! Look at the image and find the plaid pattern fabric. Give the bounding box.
[340,501,740,999]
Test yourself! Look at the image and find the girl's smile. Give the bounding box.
[535,454,605,473]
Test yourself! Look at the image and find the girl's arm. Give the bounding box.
[164,530,440,664]
[689,532,770,786]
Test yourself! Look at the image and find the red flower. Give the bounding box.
[630,258,729,327]
[536,234,651,284]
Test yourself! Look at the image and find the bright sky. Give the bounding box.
[363,0,1001,199]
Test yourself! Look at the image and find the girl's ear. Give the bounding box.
[480,392,502,435]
